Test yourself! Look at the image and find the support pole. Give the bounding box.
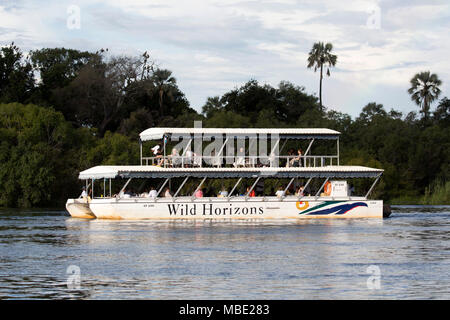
[315,178,329,200]
[337,138,340,166]
[365,174,382,199]
[269,138,280,167]
[298,178,312,201]
[281,177,295,201]
[245,177,260,200]
[216,137,229,167]
[228,178,242,199]
[139,138,143,165]
[119,178,132,196]
[182,138,193,167]
[174,177,189,198]
[192,177,207,200]
[304,139,315,167]
[156,178,169,198]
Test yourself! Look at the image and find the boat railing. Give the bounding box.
[141,155,339,168]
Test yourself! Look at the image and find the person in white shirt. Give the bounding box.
[79,187,87,198]
[185,149,193,167]
[164,188,172,198]
[148,187,158,198]
[151,144,164,166]
[275,187,285,198]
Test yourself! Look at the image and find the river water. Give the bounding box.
[0,206,448,299]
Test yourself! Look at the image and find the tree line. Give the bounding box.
[0,42,448,207]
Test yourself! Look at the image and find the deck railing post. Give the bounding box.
[174,177,189,198]
[297,178,312,201]
[155,178,169,199]
[119,178,132,197]
[192,177,207,200]
[228,178,242,199]
[281,177,295,201]
[304,139,315,167]
[315,178,329,200]
[365,174,382,199]
[245,177,260,200]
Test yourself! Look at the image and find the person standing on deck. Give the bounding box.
[79,187,87,198]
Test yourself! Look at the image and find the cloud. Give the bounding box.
[0,0,449,117]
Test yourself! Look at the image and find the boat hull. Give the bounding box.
[87,197,383,220]
[66,198,96,219]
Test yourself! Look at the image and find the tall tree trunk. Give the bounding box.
[319,63,323,111]
[159,88,164,117]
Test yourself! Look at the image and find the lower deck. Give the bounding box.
[67,197,383,220]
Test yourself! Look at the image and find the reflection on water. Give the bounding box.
[0,206,449,299]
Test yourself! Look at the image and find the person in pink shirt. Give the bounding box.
[194,188,204,198]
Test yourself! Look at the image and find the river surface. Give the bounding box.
[0,206,449,299]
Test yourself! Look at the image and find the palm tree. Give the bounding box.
[408,71,442,120]
[307,42,337,110]
[151,68,176,117]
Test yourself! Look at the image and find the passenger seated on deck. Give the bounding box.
[295,186,304,197]
[140,191,148,197]
[169,148,181,167]
[275,186,285,198]
[164,187,173,198]
[148,187,158,198]
[122,189,132,198]
[246,187,255,197]
[194,188,204,198]
[286,148,295,167]
[290,148,302,167]
[218,187,228,198]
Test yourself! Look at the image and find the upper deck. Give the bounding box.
[138,127,342,168]
[140,127,340,141]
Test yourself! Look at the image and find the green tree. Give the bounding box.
[408,71,442,121]
[30,47,98,104]
[433,97,450,127]
[150,68,177,117]
[307,42,337,110]
[0,43,35,103]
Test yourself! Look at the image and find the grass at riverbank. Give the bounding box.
[390,180,450,205]
[421,180,450,205]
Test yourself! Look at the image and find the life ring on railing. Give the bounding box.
[324,181,332,196]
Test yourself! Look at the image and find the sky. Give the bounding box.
[1,0,449,118]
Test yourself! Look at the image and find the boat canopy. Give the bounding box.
[139,127,341,141]
[79,165,383,180]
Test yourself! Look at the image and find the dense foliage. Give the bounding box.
[0,44,448,206]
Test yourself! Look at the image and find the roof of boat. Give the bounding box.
[139,127,341,141]
[79,165,383,179]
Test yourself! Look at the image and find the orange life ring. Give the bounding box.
[324,181,332,196]
[296,201,309,210]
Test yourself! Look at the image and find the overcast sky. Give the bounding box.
[1,0,449,118]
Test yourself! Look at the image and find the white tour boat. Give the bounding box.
[66,127,389,220]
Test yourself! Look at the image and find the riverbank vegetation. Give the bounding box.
[0,43,449,207]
